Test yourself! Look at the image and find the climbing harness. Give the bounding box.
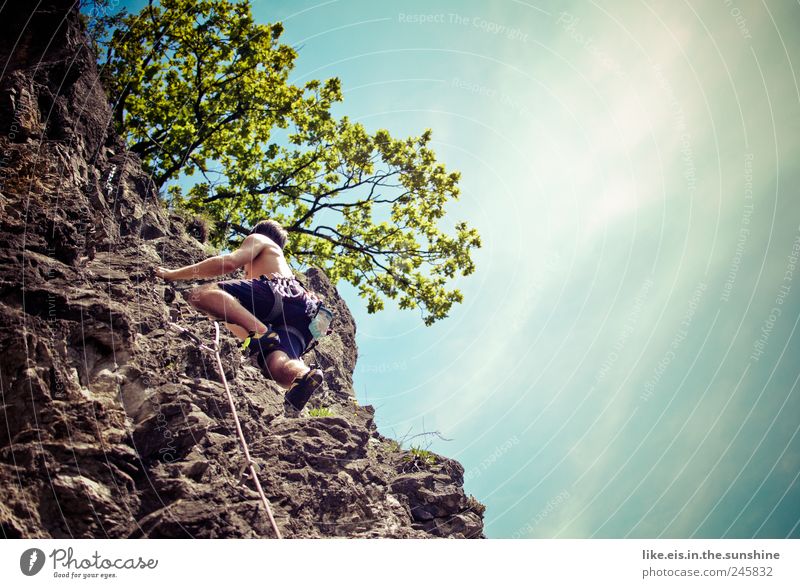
[261,273,306,298]
[169,321,283,539]
[255,273,336,354]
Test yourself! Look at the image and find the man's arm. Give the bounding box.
[155,235,264,281]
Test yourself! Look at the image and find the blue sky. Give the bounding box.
[110,0,800,538]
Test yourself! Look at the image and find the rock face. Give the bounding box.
[0,2,484,538]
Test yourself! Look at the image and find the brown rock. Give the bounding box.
[0,1,485,539]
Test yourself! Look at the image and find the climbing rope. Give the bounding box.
[169,321,283,539]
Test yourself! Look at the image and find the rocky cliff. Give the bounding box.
[0,1,484,539]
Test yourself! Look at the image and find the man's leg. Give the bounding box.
[187,284,269,336]
[223,322,249,340]
[264,350,310,389]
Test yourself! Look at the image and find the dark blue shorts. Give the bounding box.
[216,276,314,359]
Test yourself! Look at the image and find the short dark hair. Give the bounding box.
[250,219,288,250]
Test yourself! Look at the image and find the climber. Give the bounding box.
[154,219,329,411]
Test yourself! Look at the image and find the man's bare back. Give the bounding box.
[242,233,294,279]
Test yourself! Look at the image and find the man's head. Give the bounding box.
[250,219,288,250]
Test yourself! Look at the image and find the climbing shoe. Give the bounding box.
[285,368,324,411]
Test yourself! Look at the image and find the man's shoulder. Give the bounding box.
[246,233,279,249]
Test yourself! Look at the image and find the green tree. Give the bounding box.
[95,0,480,325]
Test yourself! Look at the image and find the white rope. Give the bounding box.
[170,322,283,539]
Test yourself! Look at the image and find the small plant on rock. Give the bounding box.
[403,445,437,468]
[385,440,401,453]
[308,407,334,418]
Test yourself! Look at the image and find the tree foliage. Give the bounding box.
[93,0,480,325]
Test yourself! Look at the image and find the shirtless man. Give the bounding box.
[155,219,324,410]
